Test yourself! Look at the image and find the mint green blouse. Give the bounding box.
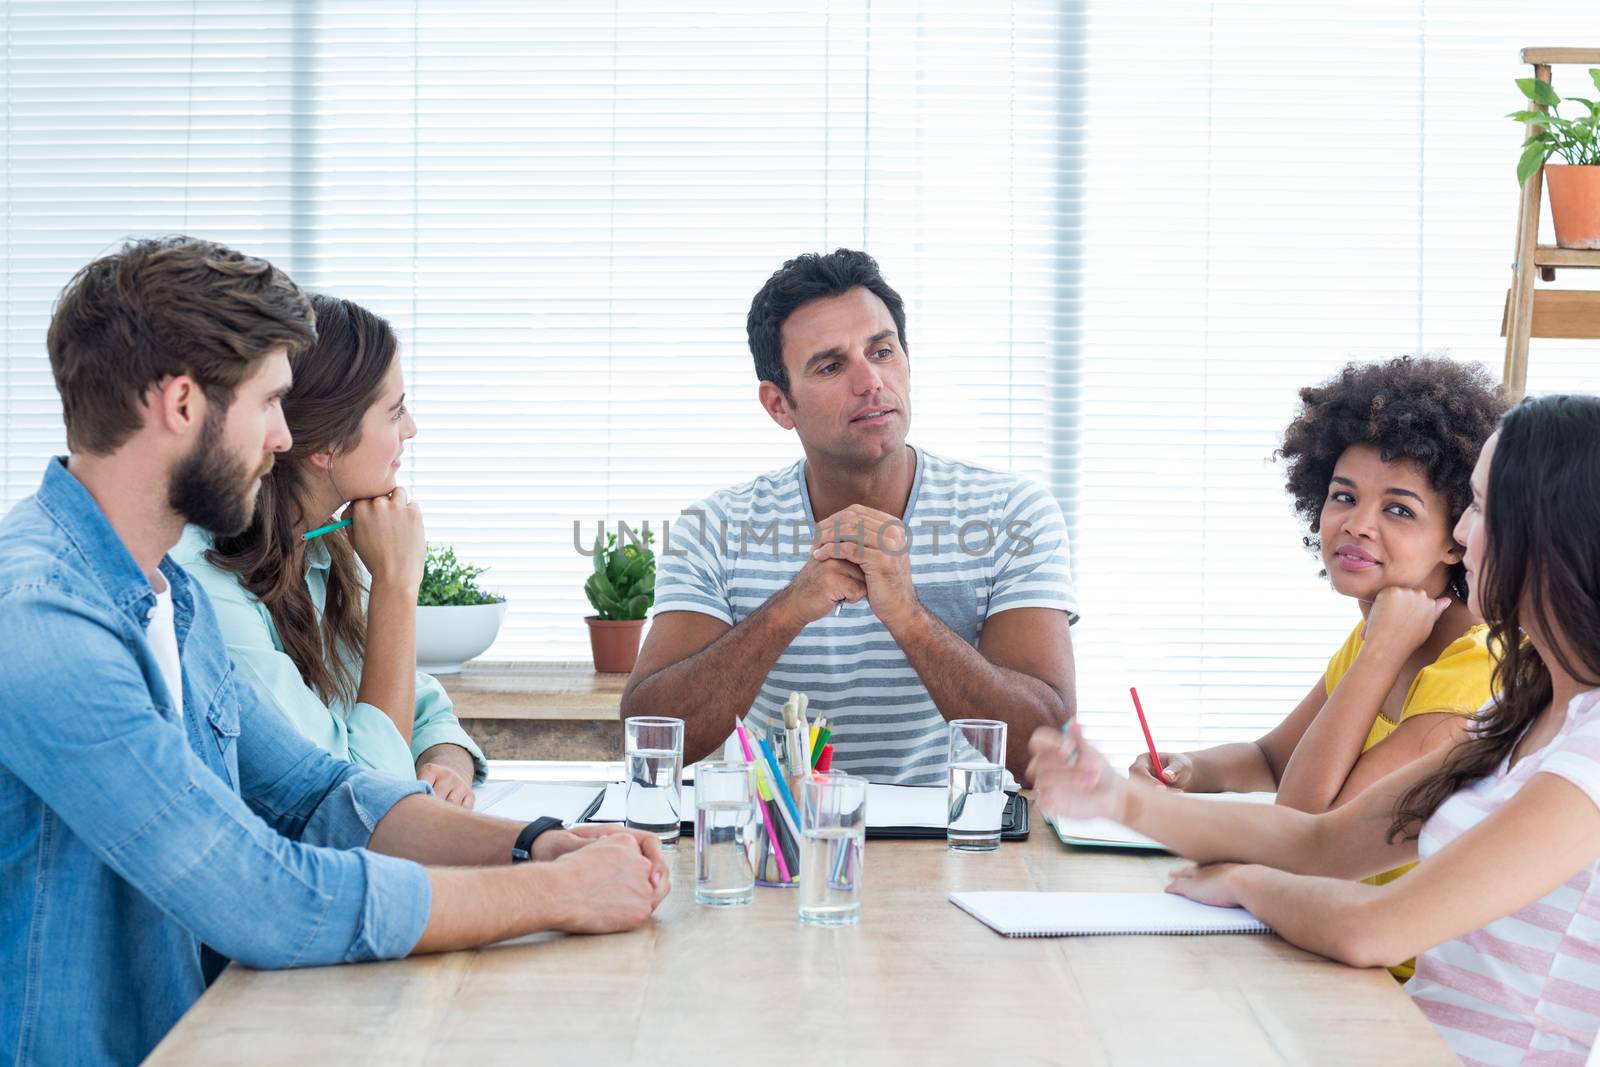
[173,527,487,784]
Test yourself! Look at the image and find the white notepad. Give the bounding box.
[949,891,1270,937]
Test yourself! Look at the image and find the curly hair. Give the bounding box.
[1276,355,1505,600]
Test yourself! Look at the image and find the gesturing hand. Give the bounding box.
[1026,723,1131,823]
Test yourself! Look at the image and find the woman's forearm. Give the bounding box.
[1275,647,1405,812]
[1124,785,1330,871]
[358,582,419,742]
[1226,864,1394,968]
[1185,741,1280,793]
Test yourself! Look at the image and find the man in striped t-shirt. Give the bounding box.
[622,250,1077,784]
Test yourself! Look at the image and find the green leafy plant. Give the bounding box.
[585,530,655,620]
[1509,69,1600,185]
[418,544,503,607]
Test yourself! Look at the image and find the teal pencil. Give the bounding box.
[302,518,352,541]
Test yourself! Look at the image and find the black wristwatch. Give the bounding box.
[511,817,566,863]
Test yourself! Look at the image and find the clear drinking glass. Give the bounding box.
[694,761,756,907]
[799,771,866,925]
[947,719,1007,852]
[624,716,684,846]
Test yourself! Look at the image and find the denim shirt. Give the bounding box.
[0,459,433,1067]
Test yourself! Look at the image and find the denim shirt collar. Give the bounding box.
[35,456,197,637]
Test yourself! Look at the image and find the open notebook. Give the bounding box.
[1049,791,1277,851]
[950,891,1270,937]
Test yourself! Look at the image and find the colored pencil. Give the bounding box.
[302,518,351,541]
[734,719,790,881]
[810,726,832,768]
[1129,686,1164,779]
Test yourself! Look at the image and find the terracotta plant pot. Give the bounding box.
[586,616,646,673]
[1545,164,1600,250]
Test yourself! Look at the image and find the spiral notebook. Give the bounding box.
[949,891,1270,937]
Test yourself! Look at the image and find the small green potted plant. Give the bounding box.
[415,544,506,674]
[584,530,655,673]
[1510,68,1600,249]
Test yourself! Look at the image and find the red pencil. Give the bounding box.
[1129,686,1165,780]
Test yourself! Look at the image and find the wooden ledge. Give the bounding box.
[438,660,627,761]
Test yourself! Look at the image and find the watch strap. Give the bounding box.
[511,816,565,863]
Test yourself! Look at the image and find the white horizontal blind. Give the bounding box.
[0,2,1071,663]
[0,1,305,505]
[299,1,1070,659]
[1072,0,1600,766]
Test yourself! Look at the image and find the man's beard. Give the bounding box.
[167,411,270,537]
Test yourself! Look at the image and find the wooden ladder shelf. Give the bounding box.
[1502,47,1600,400]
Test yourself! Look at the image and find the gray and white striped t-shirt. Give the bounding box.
[653,446,1077,785]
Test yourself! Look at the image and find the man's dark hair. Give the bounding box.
[47,235,317,454]
[746,248,908,397]
[1276,354,1505,601]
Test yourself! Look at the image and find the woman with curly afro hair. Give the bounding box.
[1129,356,1504,976]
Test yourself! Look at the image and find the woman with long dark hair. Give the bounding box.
[174,294,485,805]
[1029,393,1600,1065]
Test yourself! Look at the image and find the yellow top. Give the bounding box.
[1322,619,1496,980]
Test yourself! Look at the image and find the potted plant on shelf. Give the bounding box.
[585,530,655,674]
[1510,68,1600,249]
[415,544,507,675]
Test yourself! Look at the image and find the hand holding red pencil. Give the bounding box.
[1129,749,1194,789]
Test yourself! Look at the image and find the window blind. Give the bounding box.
[3,2,1598,770]
[294,1,1074,661]
[1070,0,1600,765]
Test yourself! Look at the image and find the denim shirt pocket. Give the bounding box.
[202,680,242,790]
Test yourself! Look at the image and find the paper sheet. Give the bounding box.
[475,781,604,825]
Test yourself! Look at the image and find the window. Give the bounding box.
[3,2,1596,766]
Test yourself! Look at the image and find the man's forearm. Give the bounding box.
[622,592,808,763]
[890,607,1068,776]
[368,793,521,865]
[411,864,568,954]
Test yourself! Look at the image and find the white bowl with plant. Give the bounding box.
[415,544,507,674]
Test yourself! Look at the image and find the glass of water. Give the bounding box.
[624,716,684,846]
[694,761,756,907]
[947,719,1008,852]
[799,771,866,925]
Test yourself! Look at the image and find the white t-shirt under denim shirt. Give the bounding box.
[1409,688,1600,1066]
[652,446,1078,785]
[144,582,184,722]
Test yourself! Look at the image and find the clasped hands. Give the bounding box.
[788,504,921,629]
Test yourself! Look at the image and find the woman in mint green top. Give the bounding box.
[174,294,485,803]
[174,527,485,789]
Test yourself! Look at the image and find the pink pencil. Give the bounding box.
[735,718,791,882]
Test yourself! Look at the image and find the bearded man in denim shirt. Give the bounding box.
[0,237,670,1066]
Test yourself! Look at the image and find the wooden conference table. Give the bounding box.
[146,789,1454,1066]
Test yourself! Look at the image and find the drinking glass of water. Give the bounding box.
[624,716,684,846]
[693,760,757,907]
[947,719,1007,852]
[799,771,866,926]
